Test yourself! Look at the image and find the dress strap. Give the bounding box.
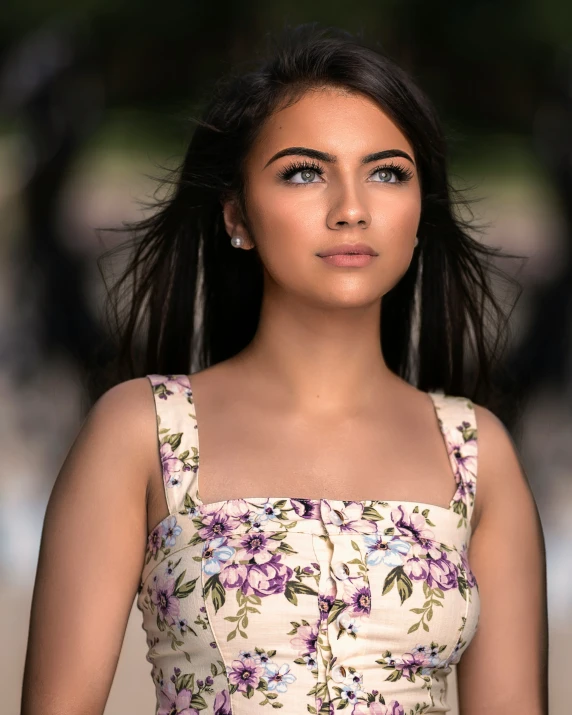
[429,391,478,528]
[147,374,200,516]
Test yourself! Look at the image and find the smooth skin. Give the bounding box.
[21,88,548,714]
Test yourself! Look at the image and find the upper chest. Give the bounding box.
[145,372,480,537]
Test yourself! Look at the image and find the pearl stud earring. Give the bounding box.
[231,235,244,248]
[414,236,419,247]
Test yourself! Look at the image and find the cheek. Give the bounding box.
[247,189,321,265]
[375,190,421,238]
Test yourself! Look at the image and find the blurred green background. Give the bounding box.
[1,1,571,712]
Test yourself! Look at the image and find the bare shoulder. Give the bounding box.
[472,402,536,531]
[66,376,159,493]
[90,376,156,430]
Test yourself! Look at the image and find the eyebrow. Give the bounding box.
[263,146,416,169]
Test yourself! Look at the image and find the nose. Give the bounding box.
[326,181,371,230]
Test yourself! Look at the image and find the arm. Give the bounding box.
[20,378,157,715]
[457,404,549,715]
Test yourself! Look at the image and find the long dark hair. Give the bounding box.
[97,24,521,410]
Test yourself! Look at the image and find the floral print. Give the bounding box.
[137,375,480,714]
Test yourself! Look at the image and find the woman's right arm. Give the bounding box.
[20,378,158,715]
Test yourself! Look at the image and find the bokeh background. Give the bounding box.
[1,2,571,713]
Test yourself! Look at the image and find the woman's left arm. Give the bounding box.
[457,404,549,715]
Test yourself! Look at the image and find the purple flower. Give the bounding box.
[151,573,180,625]
[157,681,198,715]
[425,552,458,591]
[236,532,273,565]
[228,657,263,692]
[448,433,477,483]
[394,651,426,680]
[391,506,441,558]
[290,623,318,656]
[147,523,165,555]
[291,499,320,519]
[322,501,376,534]
[346,582,372,617]
[160,442,182,487]
[318,594,334,621]
[198,510,235,541]
[403,555,429,581]
[219,563,248,589]
[213,689,231,715]
[222,499,250,522]
[318,580,336,622]
[242,555,293,598]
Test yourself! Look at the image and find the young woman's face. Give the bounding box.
[226,87,422,308]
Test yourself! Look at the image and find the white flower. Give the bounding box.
[264,663,296,693]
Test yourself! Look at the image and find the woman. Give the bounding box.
[21,25,548,715]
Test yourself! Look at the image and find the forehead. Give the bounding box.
[249,87,415,165]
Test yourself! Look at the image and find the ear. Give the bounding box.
[221,197,254,249]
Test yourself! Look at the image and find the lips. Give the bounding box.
[317,242,378,257]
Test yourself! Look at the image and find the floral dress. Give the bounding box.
[137,374,480,715]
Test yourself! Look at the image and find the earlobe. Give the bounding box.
[222,199,252,249]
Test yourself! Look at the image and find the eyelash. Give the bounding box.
[276,159,414,184]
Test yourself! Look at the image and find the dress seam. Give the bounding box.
[201,544,234,714]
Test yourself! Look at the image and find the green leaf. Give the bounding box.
[327,599,347,625]
[276,542,297,555]
[407,622,420,633]
[382,566,399,596]
[284,583,298,606]
[286,580,318,596]
[177,578,197,598]
[203,575,226,613]
[397,570,413,604]
[174,570,186,591]
[190,694,207,710]
[169,432,183,451]
[362,505,384,521]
